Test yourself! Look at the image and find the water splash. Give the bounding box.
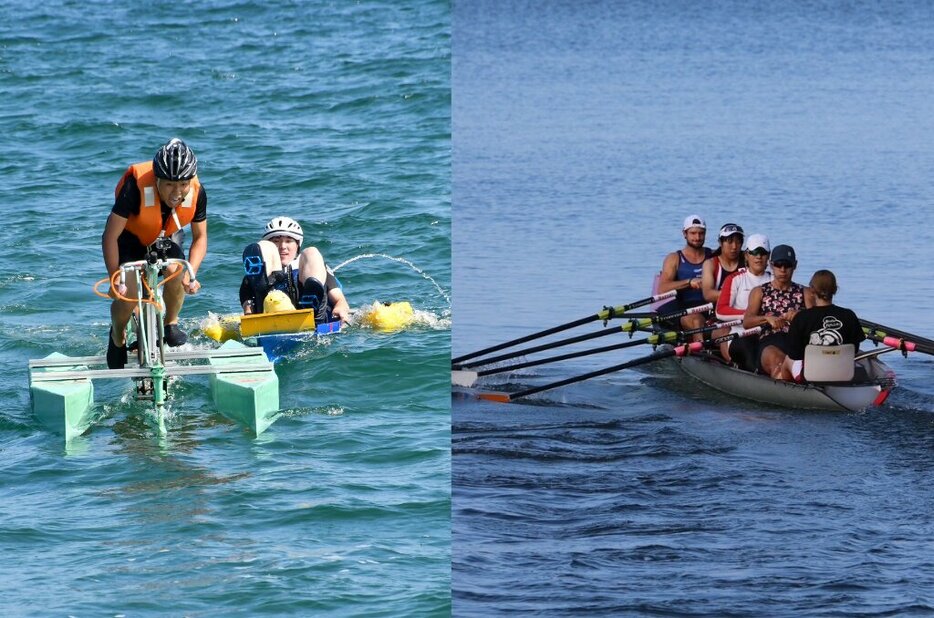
[332,253,450,306]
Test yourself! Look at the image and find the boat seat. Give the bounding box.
[803,344,855,383]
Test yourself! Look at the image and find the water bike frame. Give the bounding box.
[29,258,280,439]
[120,257,190,423]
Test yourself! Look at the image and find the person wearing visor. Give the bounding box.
[742,244,815,379]
[715,233,773,370]
[239,216,351,325]
[656,214,713,335]
[701,223,745,304]
[101,138,207,369]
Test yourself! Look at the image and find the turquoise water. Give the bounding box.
[1,1,450,615]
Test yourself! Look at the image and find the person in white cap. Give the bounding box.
[701,223,745,304]
[655,214,712,336]
[239,216,351,324]
[714,233,773,369]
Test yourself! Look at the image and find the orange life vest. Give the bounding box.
[115,161,201,246]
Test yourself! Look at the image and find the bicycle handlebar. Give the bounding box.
[118,258,195,284]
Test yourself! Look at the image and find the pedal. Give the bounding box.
[136,378,153,399]
[134,378,168,400]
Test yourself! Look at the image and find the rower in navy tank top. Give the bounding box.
[675,248,711,306]
[656,214,713,338]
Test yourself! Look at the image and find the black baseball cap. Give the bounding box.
[770,244,796,264]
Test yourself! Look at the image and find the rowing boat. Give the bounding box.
[657,345,896,411]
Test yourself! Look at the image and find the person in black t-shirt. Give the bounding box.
[101,138,207,369]
[784,269,865,377]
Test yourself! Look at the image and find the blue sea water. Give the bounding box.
[0,1,450,615]
[454,0,934,615]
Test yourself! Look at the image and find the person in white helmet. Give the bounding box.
[239,216,351,324]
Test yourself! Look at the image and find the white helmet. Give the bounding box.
[262,216,303,245]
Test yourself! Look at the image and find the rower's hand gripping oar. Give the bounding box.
[455,301,710,370]
[451,290,677,366]
[478,326,765,403]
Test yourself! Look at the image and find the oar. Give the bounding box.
[451,290,678,365]
[864,331,934,357]
[478,326,763,403]
[453,332,679,388]
[860,319,934,348]
[452,318,744,388]
[454,302,712,370]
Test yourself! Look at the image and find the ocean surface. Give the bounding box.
[453,1,934,615]
[0,1,450,615]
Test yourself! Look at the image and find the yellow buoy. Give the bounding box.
[360,301,414,332]
[203,315,242,342]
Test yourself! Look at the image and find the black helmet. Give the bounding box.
[153,138,198,181]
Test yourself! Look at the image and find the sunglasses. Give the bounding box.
[771,261,794,269]
[747,248,769,257]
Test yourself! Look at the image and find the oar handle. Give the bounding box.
[681,318,743,337]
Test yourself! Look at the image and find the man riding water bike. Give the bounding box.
[102,138,206,369]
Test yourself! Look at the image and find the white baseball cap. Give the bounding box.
[682,214,706,231]
[745,233,770,252]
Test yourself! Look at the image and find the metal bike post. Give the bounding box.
[147,262,168,435]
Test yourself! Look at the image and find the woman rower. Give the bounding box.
[781,269,865,380]
[742,244,815,379]
[701,223,745,304]
[714,233,772,369]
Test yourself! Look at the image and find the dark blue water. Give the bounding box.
[453,1,934,614]
[0,1,450,615]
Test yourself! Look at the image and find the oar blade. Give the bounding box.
[477,392,512,403]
